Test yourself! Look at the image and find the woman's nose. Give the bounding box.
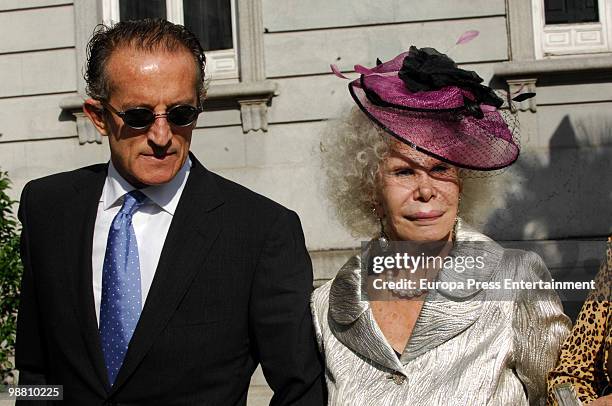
[413,175,435,201]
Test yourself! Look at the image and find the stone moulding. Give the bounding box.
[493,55,612,113]
[59,80,278,144]
[59,94,100,145]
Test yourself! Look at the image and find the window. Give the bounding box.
[102,0,239,81]
[533,0,612,57]
[544,0,599,23]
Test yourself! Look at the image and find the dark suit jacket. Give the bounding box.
[15,154,326,405]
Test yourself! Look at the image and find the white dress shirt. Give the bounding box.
[92,158,191,325]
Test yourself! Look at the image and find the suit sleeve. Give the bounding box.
[15,182,49,390]
[249,208,326,406]
[511,251,572,406]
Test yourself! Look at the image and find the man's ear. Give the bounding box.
[83,98,109,137]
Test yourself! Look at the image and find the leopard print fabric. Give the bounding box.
[547,236,612,405]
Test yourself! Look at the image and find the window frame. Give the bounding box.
[101,0,239,81]
[63,0,277,139]
[532,0,612,58]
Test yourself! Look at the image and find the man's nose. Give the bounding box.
[147,115,172,147]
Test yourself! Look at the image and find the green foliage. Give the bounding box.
[0,171,22,384]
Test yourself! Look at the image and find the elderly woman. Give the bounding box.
[312,47,571,405]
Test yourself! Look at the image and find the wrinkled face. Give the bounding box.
[86,47,198,188]
[375,141,461,242]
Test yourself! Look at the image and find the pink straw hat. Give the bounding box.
[336,46,522,171]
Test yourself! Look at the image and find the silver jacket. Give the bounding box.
[311,221,571,406]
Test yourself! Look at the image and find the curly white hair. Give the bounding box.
[320,107,393,237]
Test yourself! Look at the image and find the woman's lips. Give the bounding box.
[407,211,444,221]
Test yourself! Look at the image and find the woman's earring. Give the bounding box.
[372,207,390,251]
[375,210,390,252]
[452,195,461,241]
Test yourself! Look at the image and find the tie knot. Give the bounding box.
[120,190,147,216]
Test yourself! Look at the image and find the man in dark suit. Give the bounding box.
[16,19,325,405]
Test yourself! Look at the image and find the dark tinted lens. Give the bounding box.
[123,108,155,128]
[167,105,199,126]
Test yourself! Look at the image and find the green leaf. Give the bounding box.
[0,170,22,382]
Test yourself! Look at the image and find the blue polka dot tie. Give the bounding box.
[99,190,146,386]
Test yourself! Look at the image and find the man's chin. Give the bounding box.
[132,155,182,184]
[137,172,177,186]
[131,166,179,186]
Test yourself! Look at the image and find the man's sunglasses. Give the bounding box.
[103,103,201,130]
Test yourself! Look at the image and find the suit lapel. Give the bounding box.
[328,222,505,371]
[111,157,224,393]
[63,164,111,391]
[328,257,484,373]
[401,298,482,362]
[328,259,405,373]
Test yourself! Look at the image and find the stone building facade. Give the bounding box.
[2,0,611,403]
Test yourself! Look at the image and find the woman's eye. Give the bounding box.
[431,165,449,173]
[394,168,415,176]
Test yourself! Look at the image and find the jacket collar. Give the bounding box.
[328,219,504,371]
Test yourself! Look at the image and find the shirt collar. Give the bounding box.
[101,157,191,215]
